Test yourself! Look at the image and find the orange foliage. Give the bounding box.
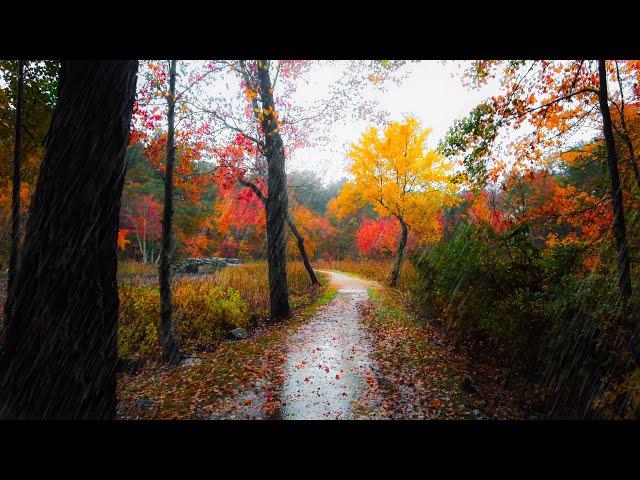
[117,229,131,251]
[465,191,511,234]
[287,204,336,258]
[178,231,213,258]
[142,132,209,203]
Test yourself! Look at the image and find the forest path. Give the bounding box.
[278,270,380,419]
[116,268,528,419]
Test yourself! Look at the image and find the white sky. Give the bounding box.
[285,61,502,183]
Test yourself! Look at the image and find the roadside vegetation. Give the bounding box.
[117,275,336,419]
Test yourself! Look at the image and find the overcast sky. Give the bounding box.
[285,61,502,183]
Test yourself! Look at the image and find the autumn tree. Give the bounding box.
[122,193,162,263]
[250,60,292,318]
[451,59,638,298]
[332,117,457,287]
[225,60,315,297]
[214,176,267,258]
[158,59,180,364]
[0,60,58,272]
[598,59,632,298]
[286,204,336,261]
[0,61,138,419]
[132,60,218,362]
[192,60,407,314]
[208,131,316,284]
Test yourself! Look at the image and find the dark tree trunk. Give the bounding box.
[286,213,319,286]
[390,218,408,288]
[8,60,24,293]
[0,61,138,419]
[256,60,291,321]
[598,59,632,299]
[159,60,180,364]
[239,178,318,286]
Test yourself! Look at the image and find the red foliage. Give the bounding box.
[356,217,400,257]
[122,194,162,242]
[466,191,511,234]
[215,181,266,257]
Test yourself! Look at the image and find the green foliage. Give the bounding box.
[439,103,498,185]
[410,221,640,417]
[0,61,59,268]
[411,222,551,367]
[288,170,346,216]
[555,143,609,195]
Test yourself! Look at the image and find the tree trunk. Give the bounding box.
[620,131,640,190]
[598,59,632,299]
[159,60,180,364]
[256,60,291,321]
[239,178,318,286]
[0,61,138,419]
[390,218,408,288]
[8,60,24,293]
[286,213,319,285]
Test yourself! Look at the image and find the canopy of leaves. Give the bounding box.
[332,117,457,241]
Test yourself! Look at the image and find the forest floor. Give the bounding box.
[117,270,529,419]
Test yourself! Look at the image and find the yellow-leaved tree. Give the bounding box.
[330,117,458,286]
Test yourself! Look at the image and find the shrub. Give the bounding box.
[210,261,315,314]
[118,279,249,359]
[409,221,640,417]
[117,261,318,359]
[118,282,161,358]
[173,280,249,347]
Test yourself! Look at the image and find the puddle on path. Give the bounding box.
[279,271,378,420]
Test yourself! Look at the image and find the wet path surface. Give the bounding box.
[279,271,378,419]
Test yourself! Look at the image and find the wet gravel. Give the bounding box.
[280,271,380,420]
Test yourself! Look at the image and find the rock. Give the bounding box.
[134,396,154,412]
[183,263,199,273]
[230,328,249,340]
[183,356,199,367]
[471,408,488,420]
[179,257,241,273]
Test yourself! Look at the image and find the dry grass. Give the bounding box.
[118,260,319,318]
[117,260,158,276]
[315,258,418,291]
[209,261,317,316]
[117,260,322,359]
